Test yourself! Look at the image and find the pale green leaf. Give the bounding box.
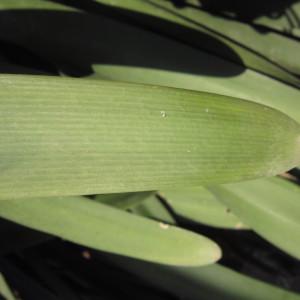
[92,64,300,124]
[209,177,300,259]
[94,191,176,223]
[0,196,220,266]
[159,187,247,229]
[131,194,176,225]
[94,191,154,209]
[1,75,300,198]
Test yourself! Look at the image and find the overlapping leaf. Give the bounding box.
[210,177,300,258]
[131,194,176,225]
[1,75,299,198]
[159,187,246,229]
[93,191,154,209]
[0,196,220,266]
[94,191,176,223]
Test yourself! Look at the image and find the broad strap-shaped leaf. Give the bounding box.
[0,196,220,266]
[106,255,300,300]
[209,177,300,259]
[1,75,300,198]
[92,64,300,124]
[159,187,247,229]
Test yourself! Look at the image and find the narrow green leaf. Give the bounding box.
[93,191,176,223]
[94,191,154,209]
[93,191,176,224]
[0,273,15,300]
[250,2,300,38]
[1,75,300,198]
[0,0,73,10]
[0,196,221,266]
[107,256,300,300]
[209,177,300,259]
[131,194,176,225]
[159,187,247,229]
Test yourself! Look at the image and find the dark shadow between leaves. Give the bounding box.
[168,0,300,25]
[46,0,300,88]
[0,40,58,76]
[0,9,245,77]
[0,218,52,256]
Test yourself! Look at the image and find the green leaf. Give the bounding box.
[0,0,72,10]
[106,256,300,300]
[0,196,221,266]
[250,2,300,38]
[0,273,15,300]
[209,177,300,259]
[1,75,300,198]
[94,191,154,209]
[131,194,176,225]
[94,191,176,223]
[93,191,177,223]
[159,187,247,229]
[92,64,300,124]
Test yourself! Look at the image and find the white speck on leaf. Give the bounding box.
[159,222,169,229]
[160,111,167,118]
[205,108,209,113]
[235,222,244,229]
